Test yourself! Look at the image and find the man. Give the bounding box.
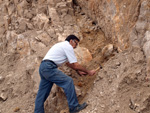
[34,35,96,113]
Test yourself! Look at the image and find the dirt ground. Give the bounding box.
[1,45,149,113]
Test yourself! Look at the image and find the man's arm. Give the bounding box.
[66,62,96,76]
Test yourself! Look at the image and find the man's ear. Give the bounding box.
[69,39,74,46]
[70,39,73,43]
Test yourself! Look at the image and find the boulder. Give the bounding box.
[75,46,92,65]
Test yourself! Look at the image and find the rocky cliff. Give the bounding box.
[0,0,150,113]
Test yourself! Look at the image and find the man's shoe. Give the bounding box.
[69,102,88,113]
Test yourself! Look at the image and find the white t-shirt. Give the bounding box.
[43,41,77,66]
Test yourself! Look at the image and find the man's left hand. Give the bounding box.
[76,70,88,76]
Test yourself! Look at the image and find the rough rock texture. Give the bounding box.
[0,0,150,113]
[75,0,142,50]
[80,47,148,113]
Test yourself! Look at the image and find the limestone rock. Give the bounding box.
[0,0,150,113]
[75,0,141,50]
[26,22,34,30]
[35,31,50,46]
[6,31,18,54]
[3,15,11,30]
[47,28,57,39]
[7,2,15,15]
[53,0,62,5]
[56,2,67,9]
[64,14,74,24]
[33,14,49,30]
[13,0,19,5]
[0,92,7,101]
[48,7,60,25]
[75,86,82,97]
[17,18,27,33]
[143,40,150,59]
[32,67,41,94]
[16,34,30,56]
[144,31,150,42]
[146,57,150,76]
[47,0,55,7]
[24,9,34,20]
[129,94,150,113]
[75,46,92,65]
[38,0,45,4]
[0,76,4,84]
[102,44,114,58]
[17,1,27,17]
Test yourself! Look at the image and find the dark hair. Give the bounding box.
[65,35,80,42]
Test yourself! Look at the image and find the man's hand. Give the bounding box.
[76,70,96,76]
[88,70,96,76]
[66,62,96,76]
[76,70,88,76]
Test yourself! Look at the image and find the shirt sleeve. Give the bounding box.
[63,47,77,64]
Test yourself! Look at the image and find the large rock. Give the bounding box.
[33,14,49,30]
[75,46,92,65]
[143,31,150,58]
[3,15,11,30]
[0,76,4,84]
[34,31,51,46]
[6,31,17,53]
[17,18,27,33]
[143,31,150,77]
[102,44,114,58]
[16,34,30,56]
[0,92,7,101]
[17,0,28,17]
[48,7,60,25]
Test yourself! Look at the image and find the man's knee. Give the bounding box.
[67,76,74,84]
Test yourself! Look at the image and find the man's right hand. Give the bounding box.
[66,62,97,76]
[88,70,96,76]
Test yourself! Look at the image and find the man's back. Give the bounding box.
[43,41,77,66]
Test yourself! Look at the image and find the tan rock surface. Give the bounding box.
[0,0,150,113]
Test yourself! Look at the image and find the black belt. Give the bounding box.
[42,60,57,67]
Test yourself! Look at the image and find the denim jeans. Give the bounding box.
[34,61,79,113]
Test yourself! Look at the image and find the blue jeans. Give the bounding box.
[34,61,79,113]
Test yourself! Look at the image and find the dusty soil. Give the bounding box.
[80,47,150,113]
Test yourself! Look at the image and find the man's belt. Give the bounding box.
[42,59,57,67]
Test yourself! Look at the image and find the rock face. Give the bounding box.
[75,0,145,50]
[0,0,150,113]
[80,47,148,113]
